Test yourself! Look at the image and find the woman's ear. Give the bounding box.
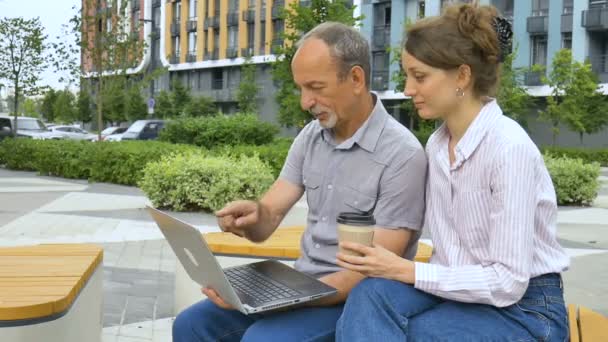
[456,64,473,91]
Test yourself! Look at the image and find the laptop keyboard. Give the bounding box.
[225,266,301,305]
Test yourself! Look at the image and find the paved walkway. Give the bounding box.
[1,167,607,341]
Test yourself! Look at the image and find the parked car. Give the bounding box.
[91,126,127,142]
[49,125,97,141]
[0,115,64,140]
[120,120,166,141]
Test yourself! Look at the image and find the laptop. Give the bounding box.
[147,206,337,314]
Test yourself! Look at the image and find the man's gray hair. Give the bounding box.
[296,22,370,88]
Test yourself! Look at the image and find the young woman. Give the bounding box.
[335,3,570,341]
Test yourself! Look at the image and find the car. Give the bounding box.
[120,120,166,141]
[91,126,127,142]
[0,115,64,140]
[49,125,97,141]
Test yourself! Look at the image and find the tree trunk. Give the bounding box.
[97,78,103,141]
[12,80,19,138]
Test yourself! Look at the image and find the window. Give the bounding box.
[174,2,181,21]
[153,6,160,28]
[215,0,221,16]
[173,36,181,56]
[189,32,197,53]
[417,0,425,18]
[190,71,198,90]
[589,0,608,8]
[373,52,389,72]
[212,69,223,89]
[213,31,220,50]
[260,23,266,50]
[561,33,572,49]
[273,19,284,41]
[531,0,549,16]
[107,16,113,32]
[563,0,573,14]
[229,0,238,11]
[247,23,255,49]
[228,26,238,48]
[374,3,391,27]
[189,0,197,19]
[531,35,548,66]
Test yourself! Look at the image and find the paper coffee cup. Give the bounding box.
[337,212,375,257]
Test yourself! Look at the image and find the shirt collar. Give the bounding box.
[324,93,388,152]
[454,99,501,161]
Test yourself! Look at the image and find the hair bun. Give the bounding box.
[456,5,481,36]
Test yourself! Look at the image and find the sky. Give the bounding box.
[0,0,81,91]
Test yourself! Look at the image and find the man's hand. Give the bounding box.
[202,287,236,310]
[215,200,261,238]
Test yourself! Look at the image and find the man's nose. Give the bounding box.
[300,90,315,111]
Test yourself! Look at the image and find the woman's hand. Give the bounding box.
[336,241,416,284]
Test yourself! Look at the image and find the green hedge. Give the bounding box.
[139,153,274,212]
[0,138,198,186]
[159,114,279,149]
[545,155,600,206]
[542,147,608,167]
[210,138,292,178]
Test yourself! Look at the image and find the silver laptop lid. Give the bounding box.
[146,206,246,313]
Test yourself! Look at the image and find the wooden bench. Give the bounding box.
[0,244,103,342]
[174,226,433,314]
[568,304,608,342]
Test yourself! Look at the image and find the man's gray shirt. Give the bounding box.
[280,95,427,277]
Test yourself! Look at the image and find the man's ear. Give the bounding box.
[350,65,367,95]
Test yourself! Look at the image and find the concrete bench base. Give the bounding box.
[1,266,102,342]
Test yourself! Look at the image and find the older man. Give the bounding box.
[173,22,427,342]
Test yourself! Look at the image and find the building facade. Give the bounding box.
[84,0,608,146]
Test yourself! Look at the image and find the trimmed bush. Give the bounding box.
[139,153,274,212]
[542,147,608,166]
[544,155,600,206]
[0,138,45,171]
[159,114,279,149]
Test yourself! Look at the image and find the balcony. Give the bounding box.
[589,54,608,83]
[203,88,235,102]
[152,0,160,7]
[242,9,255,22]
[152,26,161,37]
[187,18,197,32]
[212,48,219,60]
[170,53,180,64]
[527,15,548,34]
[227,12,239,26]
[204,16,220,29]
[524,70,544,86]
[582,7,608,31]
[561,13,573,32]
[241,46,254,57]
[131,0,140,11]
[226,47,238,58]
[186,52,197,63]
[372,26,391,51]
[170,21,181,36]
[371,70,389,91]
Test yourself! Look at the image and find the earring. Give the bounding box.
[455,87,465,97]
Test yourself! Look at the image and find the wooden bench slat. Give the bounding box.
[579,306,608,341]
[567,304,580,342]
[0,244,103,321]
[204,226,433,262]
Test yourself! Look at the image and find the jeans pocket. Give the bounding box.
[515,302,551,342]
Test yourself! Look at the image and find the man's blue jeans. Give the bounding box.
[336,273,568,341]
[173,299,344,342]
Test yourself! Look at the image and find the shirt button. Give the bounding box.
[315,243,321,249]
[327,184,333,190]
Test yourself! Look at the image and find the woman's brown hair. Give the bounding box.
[403,3,501,97]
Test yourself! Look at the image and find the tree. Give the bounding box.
[237,58,258,113]
[496,47,533,127]
[125,86,147,121]
[0,17,46,136]
[101,77,127,124]
[184,96,217,117]
[41,89,58,122]
[561,61,608,143]
[53,90,77,123]
[21,98,39,117]
[76,89,94,123]
[170,80,191,117]
[539,49,573,145]
[271,0,362,128]
[154,90,174,118]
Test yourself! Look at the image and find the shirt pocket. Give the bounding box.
[303,168,323,219]
[341,185,377,215]
[452,190,491,250]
